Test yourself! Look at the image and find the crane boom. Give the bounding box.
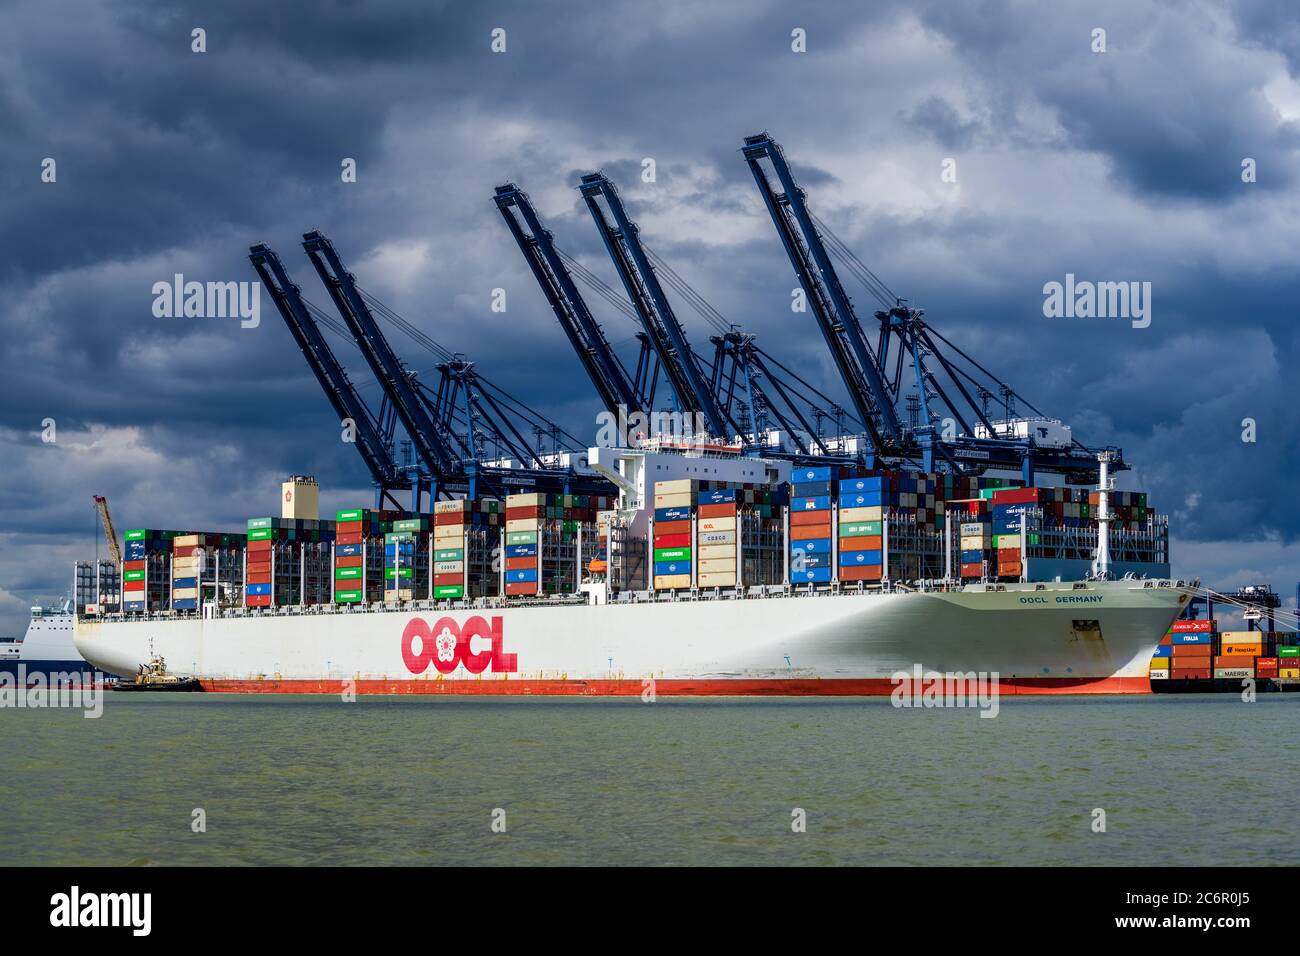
[741,133,901,450]
[493,183,649,418]
[578,172,731,440]
[92,495,122,568]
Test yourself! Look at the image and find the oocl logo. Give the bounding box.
[402,615,517,675]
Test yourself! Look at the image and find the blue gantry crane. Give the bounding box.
[249,242,418,510]
[741,132,1125,485]
[297,230,610,501]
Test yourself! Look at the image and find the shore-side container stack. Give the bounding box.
[433,498,501,601]
[1280,641,1300,679]
[1168,620,1214,680]
[1214,630,1267,680]
[171,531,246,612]
[505,493,606,597]
[246,518,334,608]
[122,529,183,613]
[334,508,397,605]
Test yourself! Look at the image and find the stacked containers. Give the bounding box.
[789,466,835,586]
[172,531,247,612]
[695,486,734,588]
[1168,620,1214,680]
[651,480,694,590]
[990,487,1040,579]
[433,498,501,600]
[957,508,992,579]
[1149,627,1172,681]
[836,474,884,583]
[504,493,605,596]
[1279,640,1300,679]
[1215,630,1271,680]
[245,518,333,608]
[334,508,393,604]
[122,529,181,613]
[691,483,786,589]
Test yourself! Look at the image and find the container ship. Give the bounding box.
[69,134,1199,694]
[1,599,97,685]
[73,460,1192,696]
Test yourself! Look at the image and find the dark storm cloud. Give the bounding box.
[2,0,1300,631]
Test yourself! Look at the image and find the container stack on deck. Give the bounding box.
[651,479,694,590]
[385,517,426,603]
[334,508,394,605]
[246,518,333,608]
[171,531,246,612]
[789,468,834,586]
[504,493,605,597]
[432,498,501,601]
[122,529,181,614]
[1153,619,1300,688]
[1166,620,1214,680]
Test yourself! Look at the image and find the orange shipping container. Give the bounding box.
[1220,643,1263,656]
[959,562,983,577]
[1213,655,1257,669]
[505,581,537,595]
[653,519,691,535]
[697,503,736,519]
[1169,667,1210,680]
[1171,644,1212,658]
[791,510,830,527]
[839,535,882,551]
[791,523,832,541]
[335,555,363,569]
[505,556,534,571]
[839,565,882,581]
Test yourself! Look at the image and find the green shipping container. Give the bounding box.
[434,585,464,599]
[334,590,363,603]
[385,567,414,580]
[336,508,366,522]
[435,548,464,562]
[123,570,145,582]
[247,517,275,530]
[248,528,274,541]
[335,567,362,580]
[654,547,691,562]
[507,531,538,545]
[392,518,427,532]
[840,520,882,536]
[1278,647,1300,658]
[385,531,415,543]
[125,529,146,541]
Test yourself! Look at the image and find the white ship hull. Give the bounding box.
[74,580,1190,695]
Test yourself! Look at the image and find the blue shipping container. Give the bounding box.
[697,488,736,504]
[791,567,832,584]
[839,476,884,494]
[172,576,197,589]
[959,549,985,564]
[838,491,885,509]
[124,601,146,612]
[841,549,883,566]
[791,480,831,496]
[507,568,538,583]
[1152,645,1172,657]
[247,583,271,596]
[505,543,538,558]
[173,598,199,611]
[655,560,691,576]
[1171,632,1212,645]
[655,506,692,522]
[336,543,363,557]
[793,496,831,512]
[789,537,832,554]
[792,466,833,484]
[792,553,832,569]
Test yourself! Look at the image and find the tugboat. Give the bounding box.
[113,653,202,692]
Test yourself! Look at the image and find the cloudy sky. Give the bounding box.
[2,0,1299,634]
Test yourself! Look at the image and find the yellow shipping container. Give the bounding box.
[698,543,736,560]
[654,492,694,509]
[998,534,1021,549]
[1218,631,1264,641]
[699,516,735,532]
[839,506,882,523]
[698,557,735,573]
[506,518,540,533]
[506,492,545,507]
[172,587,198,600]
[1149,658,1169,671]
[1279,668,1300,679]
[698,571,736,587]
[653,573,692,589]
[174,534,200,547]
[959,534,990,550]
[434,526,465,540]
[654,479,696,495]
[434,499,470,514]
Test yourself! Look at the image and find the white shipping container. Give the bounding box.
[434,499,471,514]
[699,516,735,532]
[1214,668,1253,679]
[654,479,696,495]
[506,518,540,533]
[959,522,986,536]
[839,506,882,523]
[654,492,694,509]
[697,571,736,587]
[174,534,200,547]
[1148,670,1169,680]
[698,543,736,560]
[698,557,735,573]
[434,561,464,574]
[506,492,545,507]
[653,573,692,589]
[699,530,735,545]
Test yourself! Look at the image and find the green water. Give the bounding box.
[4,694,1297,866]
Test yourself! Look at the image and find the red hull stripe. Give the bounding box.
[200,676,1152,696]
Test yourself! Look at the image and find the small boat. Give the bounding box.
[113,654,203,692]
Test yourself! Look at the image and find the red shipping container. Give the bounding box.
[337,520,363,534]
[434,513,467,527]
[959,562,983,577]
[1213,655,1257,668]
[839,565,882,581]
[246,594,271,607]
[1159,634,1172,646]
[505,581,536,596]
[1171,619,1214,633]
[433,572,462,586]
[505,556,535,571]
[839,535,882,551]
[335,555,363,569]
[122,579,145,592]
[791,523,832,541]
[506,506,540,520]
[1169,667,1210,680]
[336,532,363,545]
[654,532,691,548]
[791,510,830,527]
[1171,643,1212,658]
[1256,657,1278,674]
[123,560,146,572]
[654,519,691,535]
[173,545,203,558]
[246,572,272,585]
[697,503,736,519]
[991,488,1039,505]
[248,539,273,553]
